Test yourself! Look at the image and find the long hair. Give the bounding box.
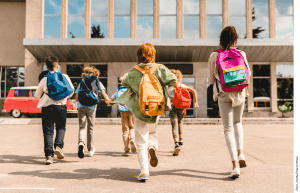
[219,26,238,51]
[137,43,156,64]
[81,66,100,77]
[170,69,182,86]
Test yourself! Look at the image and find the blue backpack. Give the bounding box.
[116,87,129,111]
[46,71,73,101]
[78,75,102,106]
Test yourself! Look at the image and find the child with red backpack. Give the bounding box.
[168,69,199,156]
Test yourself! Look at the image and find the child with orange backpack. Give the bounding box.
[168,69,199,156]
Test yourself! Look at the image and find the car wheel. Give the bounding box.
[11,109,22,118]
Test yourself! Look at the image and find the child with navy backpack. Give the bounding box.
[106,73,137,156]
[74,66,110,159]
[35,56,74,165]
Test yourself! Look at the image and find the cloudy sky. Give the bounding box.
[44,0,293,39]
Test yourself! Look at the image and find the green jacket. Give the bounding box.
[111,63,177,123]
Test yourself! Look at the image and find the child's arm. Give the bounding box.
[186,87,199,109]
[35,77,46,99]
[101,89,110,101]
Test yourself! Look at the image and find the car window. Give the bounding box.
[14,90,30,97]
[31,90,36,97]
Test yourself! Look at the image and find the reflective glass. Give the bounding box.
[1,82,5,98]
[114,16,131,38]
[18,67,25,84]
[253,78,270,97]
[275,0,293,15]
[183,16,199,39]
[160,16,176,38]
[45,0,61,14]
[115,0,130,15]
[1,67,5,81]
[229,0,245,15]
[182,77,195,83]
[68,0,85,14]
[183,0,199,14]
[252,16,269,38]
[44,17,61,38]
[137,0,153,15]
[137,16,154,38]
[277,64,294,78]
[6,67,18,96]
[207,16,222,39]
[91,17,108,38]
[67,64,84,77]
[14,90,30,97]
[91,65,108,77]
[206,0,222,15]
[277,78,293,105]
[92,0,108,15]
[68,16,85,38]
[276,16,293,39]
[160,0,176,14]
[229,17,246,38]
[253,65,270,76]
[252,0,268,15]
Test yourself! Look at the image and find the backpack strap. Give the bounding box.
[150,64,162,74]
[133,65,145,74]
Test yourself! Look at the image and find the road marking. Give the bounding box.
[0,188,55,190]
[0,119,31,125]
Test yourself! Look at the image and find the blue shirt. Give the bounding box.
[111,87,129,111]
[75,79,105,111]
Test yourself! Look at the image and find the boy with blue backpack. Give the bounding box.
[35,56,74,165]
[106,73,137,156]
[74,66,110,159]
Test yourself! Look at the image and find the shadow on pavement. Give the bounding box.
[0,155,78,165]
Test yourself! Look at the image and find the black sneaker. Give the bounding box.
[179,141,184,147]
[78,142,84,159]
[45,156,53,165]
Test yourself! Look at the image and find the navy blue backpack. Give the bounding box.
[78,75,102,106]
[46,71,74,101]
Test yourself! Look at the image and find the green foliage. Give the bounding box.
[91,25,105,38]
[278,102,293,117]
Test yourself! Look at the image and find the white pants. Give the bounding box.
[134,116,159,175]
[218,92,245,162]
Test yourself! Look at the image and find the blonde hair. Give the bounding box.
[170,69,182,86]
[137,43,156,64]
[81,66,100,77]
[119,73,128,84]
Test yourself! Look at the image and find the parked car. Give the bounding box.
[2,86,77,118]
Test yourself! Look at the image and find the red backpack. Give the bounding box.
[172,85,192,119]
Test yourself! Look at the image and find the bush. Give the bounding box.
[278,102,293,117]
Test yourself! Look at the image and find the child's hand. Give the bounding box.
[105,100,111,105]
[194,103,199,109]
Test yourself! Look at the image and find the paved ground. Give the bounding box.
[0,123,293,193]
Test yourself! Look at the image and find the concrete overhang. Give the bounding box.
[23,38,294,63]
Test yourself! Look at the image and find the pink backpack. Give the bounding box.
[216,47,249,92]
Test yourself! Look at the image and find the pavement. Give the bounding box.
[0,122,294,193]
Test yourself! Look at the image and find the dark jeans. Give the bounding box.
[169,105,184,141]
[42,105,67,157]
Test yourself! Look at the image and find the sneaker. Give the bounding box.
[137,173,149,182]
[179,141,184,147]
[229,167,240,179]
[54,146,65,159]
[238,154,247,168]
[87,148,96,157]
[148,146,158,167]
[45,156,53,165]
[78,142,84,159]
[173,146,181,156]
[130,139,137,153]
[123,150,130,156]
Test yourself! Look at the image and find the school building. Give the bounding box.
[0,0,294,118]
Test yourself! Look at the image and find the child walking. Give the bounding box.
[111,43,177,182]
[168,69,199,156]
[106,73,137,156]
[35,56,74,165]
[74,66,110,158]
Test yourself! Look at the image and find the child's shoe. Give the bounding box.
[148,146,158,167]
[123,150,130,156]
[54,146,65,159]
[173,146,181,156]
[137,173,149,182]
[87,148,96,157]
[229,167,240,179]
[179,140,184,147]
[129,139,137,153]
[238,154,247,168]
[45,156,53,165]
[78,142,84,159]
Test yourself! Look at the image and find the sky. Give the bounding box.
[44,0,294,39]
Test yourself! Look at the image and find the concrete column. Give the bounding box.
[246,0,252,39]
[200,0,206,39]
[61,0,68,38]
[247,62,254,111]
[223,0,228,28]
[60,63,67,74]
[177,0,183,39]
[108,0,114,38]
[269,0,275,38]
[153,0,160,39]
[84,0,91,38]
[270,62,277,112]
[131,0,137,38]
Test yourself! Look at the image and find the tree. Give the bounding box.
[91,25,105,38]
[245,7,266,38]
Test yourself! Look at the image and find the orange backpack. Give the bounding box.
[133,64,165,117]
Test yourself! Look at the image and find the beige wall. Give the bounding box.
[0,2,26,67]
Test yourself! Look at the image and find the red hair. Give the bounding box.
[137,43,156,64]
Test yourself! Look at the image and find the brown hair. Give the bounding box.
[81,66,100,77]
[137,43,156,64]
[170,69,182,86]
[219,26,238,51]
[45,56,58,70]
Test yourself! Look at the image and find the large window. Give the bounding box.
[275,0,293,39]
[90,64,108,91]
[137,0,154,38]
[68,0,85,38]
[44,0,61,38]
[206,0,222,39]
[183,0,200,39]
[114,0,131,38]
[0,67,25,98]
[91,0,108,38]
[277,64,293,107]
[253,64,270,108]
[229,0,246,38]
[160,0,177,39]
[67,64,84,89]
[252,0,269,38]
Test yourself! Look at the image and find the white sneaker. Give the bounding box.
[87,148,96,157]
[229,167,240,179]
[238,154,247,168]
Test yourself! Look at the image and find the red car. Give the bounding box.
[2,86,77,118]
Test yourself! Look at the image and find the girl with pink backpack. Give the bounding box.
[208,26,251,179]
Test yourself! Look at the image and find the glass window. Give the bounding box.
[14,90,30,97]
[229,0,246,38]
[183,0,199,39]
[206,0,222,39]
[91,0,108,38]
[206,0,222,15]
[31,90,36,97]
[163,64,193,74]
[92,0,108,15]
[275,0,293,39]
[253,64,270,108]
[252,0,269,38]
[114,16,131,38]
[45,0,61,15]
[137,0,153,15]
[183,0,199,15]
[160,0,176,15]
[160,0,176,39]
[137,16,154,38]
[67,64,84,89]
[114,0,131,15]
[90,64,108,91]
[68,0,85,38]
[229,0,246,15]
[0,67,26,98]
[68,0,85,14]
[44,0,61,38]
[277,64,293,107]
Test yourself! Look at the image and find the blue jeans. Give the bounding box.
[42,105,67,157]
